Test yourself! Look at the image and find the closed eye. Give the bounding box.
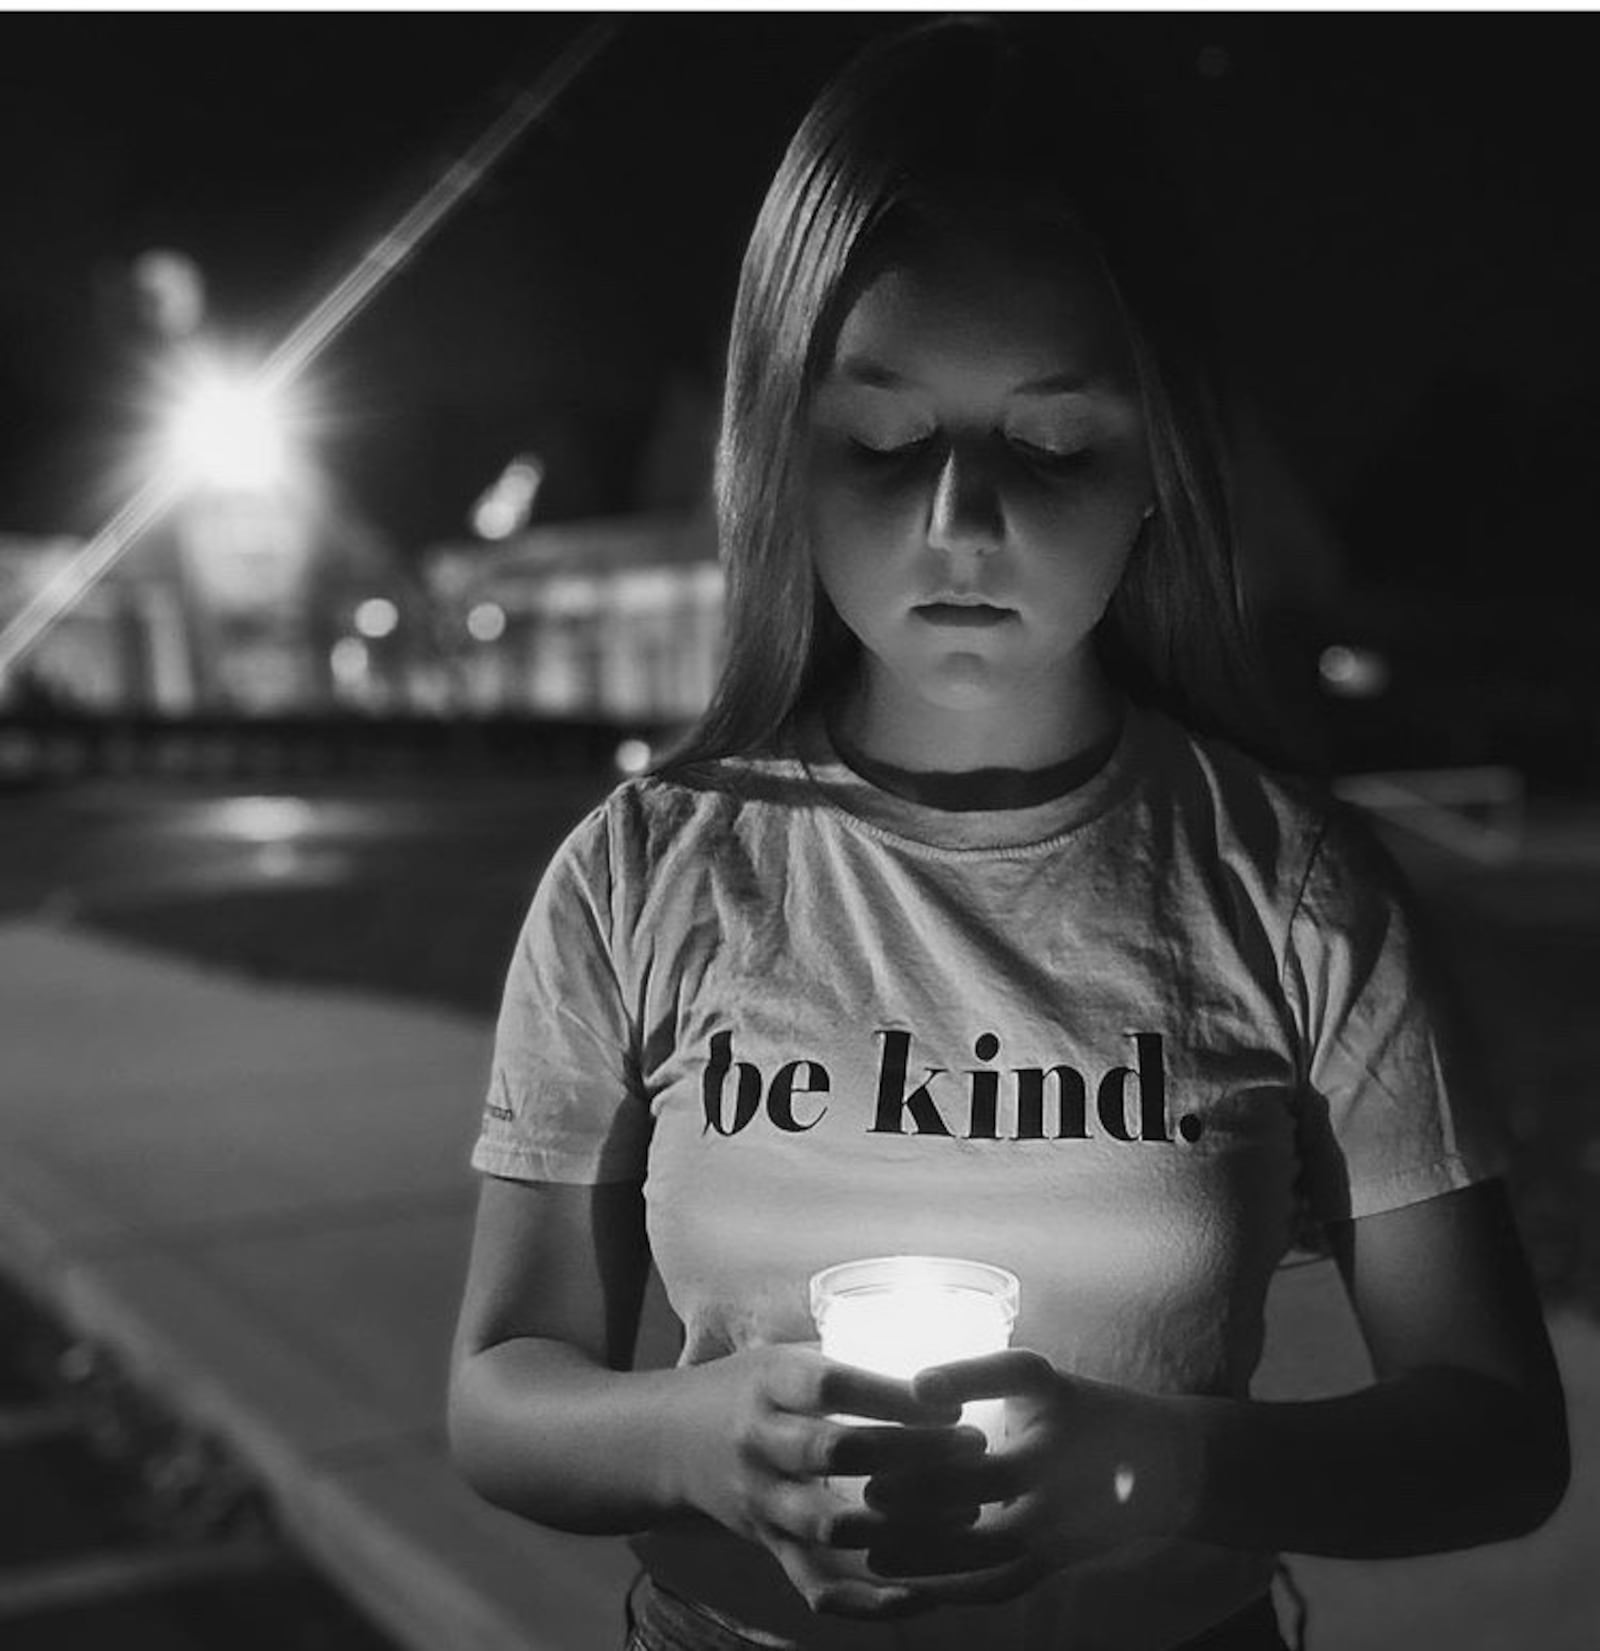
[849,435,937,463]
[1007,438,1094,473]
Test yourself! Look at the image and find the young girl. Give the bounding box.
[448,21,1568,1651]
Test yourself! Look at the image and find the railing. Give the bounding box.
[1334,765,1526,865]
[0,712,681,786]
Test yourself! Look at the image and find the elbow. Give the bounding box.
[445,1363,502,1509]
[446,1352,532,1519]
[446,1379,548,1523]
[445,1355,629,1538]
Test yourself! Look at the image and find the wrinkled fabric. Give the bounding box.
[473,706,1505,1651]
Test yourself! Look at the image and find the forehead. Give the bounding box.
[824,228,1135,394]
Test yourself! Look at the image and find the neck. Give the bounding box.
[834,657,1122,772]
[826,662,1127,811]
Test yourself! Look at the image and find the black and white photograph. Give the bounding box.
[0,10,1595,1651]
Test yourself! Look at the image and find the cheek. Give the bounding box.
[807,476,919,598]
[809,469,920,541]
[1011,488,1142,591]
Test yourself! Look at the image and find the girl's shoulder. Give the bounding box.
[559,746,814,883]
[1144,708,1383,907]
[1149,707,1333,831]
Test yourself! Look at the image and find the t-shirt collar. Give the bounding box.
[785,700,1150,854]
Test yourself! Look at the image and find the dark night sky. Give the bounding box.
[2,12,1598,597]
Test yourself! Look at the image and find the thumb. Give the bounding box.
[913,1349,1058,1406]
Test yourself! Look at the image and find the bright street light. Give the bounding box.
[162,361,294,492]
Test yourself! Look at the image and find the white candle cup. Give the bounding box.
[809,1256,1020,1500]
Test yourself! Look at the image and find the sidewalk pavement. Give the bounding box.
[0,915,1593,1651]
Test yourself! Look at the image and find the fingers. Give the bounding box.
[749,1447,971,1550]
[767,1351,965,1427]
[865,1449,1028,1511]
[912,1349,1059,1408]
[829,1499,982,1550]
[806,1581,927,1622]
[757,1414,987,1481]
[867,1523,1029,1578]
[827,1423,989,1477]
[772,1529,1039,1622]
[761,1478,879,1549]
[770,1536,927,1621]
[871,1550,1053,1608]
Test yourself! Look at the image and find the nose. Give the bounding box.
[926,445,1003,558]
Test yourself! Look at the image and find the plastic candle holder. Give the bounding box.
[808,1256,1021,1455]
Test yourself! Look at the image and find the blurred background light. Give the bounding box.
[129,248,206,339]
[614,737,652,776]
[205,796,318,841]
[471,453,545,540]
[330,636,371,687]
[1318,643,1391,699]
[466,600,507,642]
[256,841,300,879]
[353,596,400,639]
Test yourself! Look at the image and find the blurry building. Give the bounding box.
[0,535,164,714]
[0,487,418,718]
[423,504,723,725]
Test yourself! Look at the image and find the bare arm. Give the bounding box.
[1172,1176,1570,1556]
[446,1174,684,1534]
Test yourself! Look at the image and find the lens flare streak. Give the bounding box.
[0,19,619,684]
[259,20,616,398]
[0,473,185,683]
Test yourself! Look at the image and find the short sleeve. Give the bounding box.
[470,804,650,1185]
[1282,806,1509,1223]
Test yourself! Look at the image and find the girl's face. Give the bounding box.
[804,225,1153,751]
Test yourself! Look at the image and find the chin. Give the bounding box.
[917,656,1011,709]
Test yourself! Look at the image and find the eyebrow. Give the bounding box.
[831,355,1094,396]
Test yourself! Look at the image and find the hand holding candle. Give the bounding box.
[850,1351,1200,1602]
[805,1255,1196,1604]
[665,1339,990,1621]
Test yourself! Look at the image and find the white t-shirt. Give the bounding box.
[471,705,1506,1651]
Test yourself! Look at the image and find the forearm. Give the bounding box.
[448,1336,697,1537]
[1167,1365,1569,1558]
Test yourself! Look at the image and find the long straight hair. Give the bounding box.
[658,18,1290,778]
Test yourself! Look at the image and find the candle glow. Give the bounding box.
[809,1256,1020,1455]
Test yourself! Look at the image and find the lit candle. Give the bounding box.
[809,1256,1020,1496]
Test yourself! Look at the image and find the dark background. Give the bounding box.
[3,12,1598,596]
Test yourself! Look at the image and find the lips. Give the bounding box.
[913,602,1016,628]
